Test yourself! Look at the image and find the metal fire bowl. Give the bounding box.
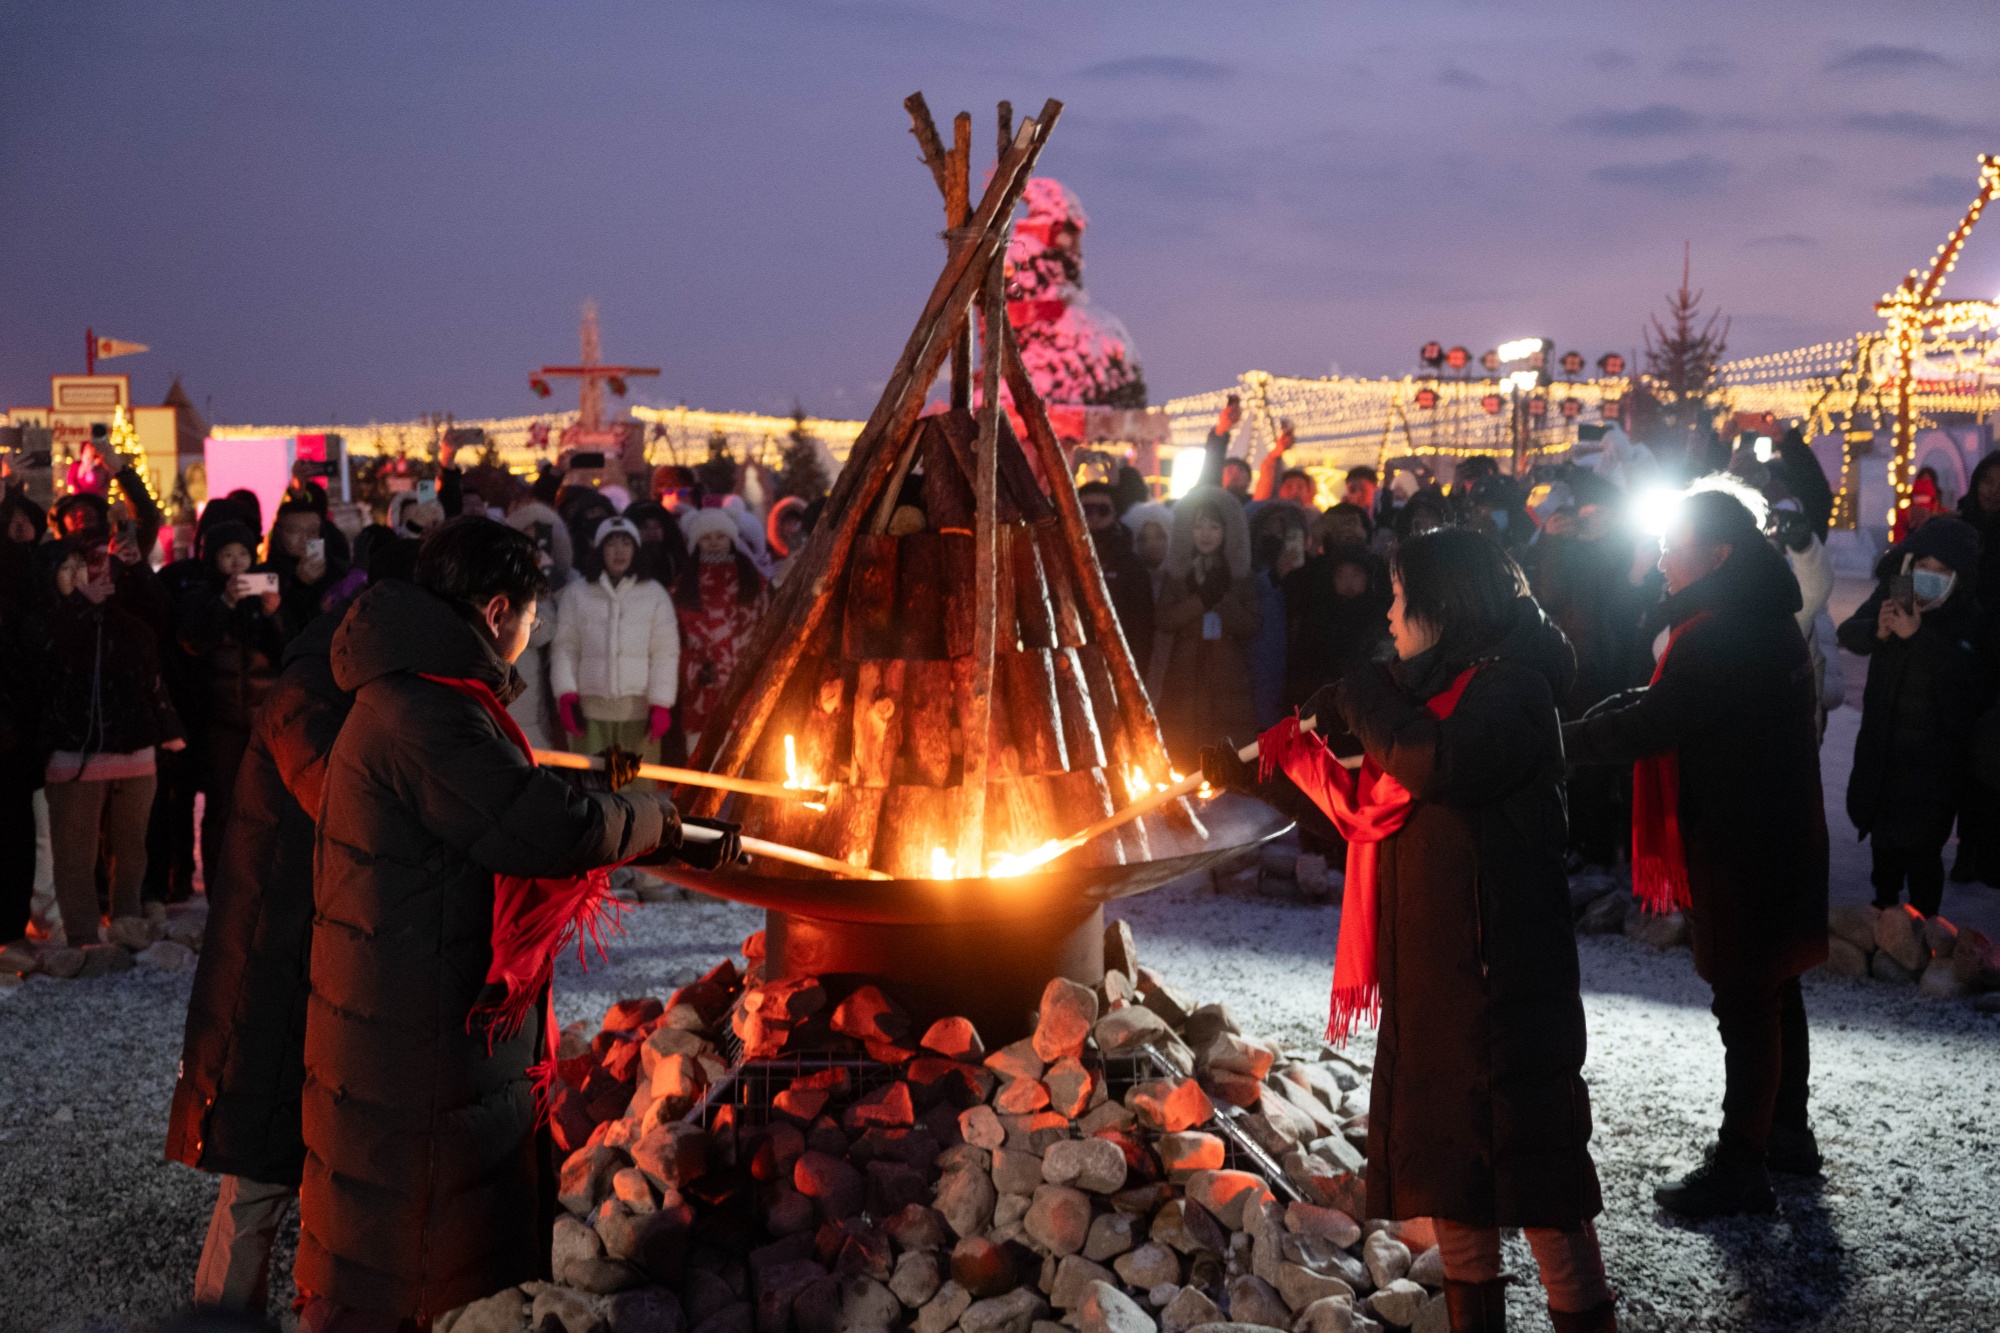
[641,796,1292,1044]
[644,794,1293,925]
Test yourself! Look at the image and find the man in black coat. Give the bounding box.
[297,518,717,1325]
[1565,484,1828,1217]
[167,610,349,1314]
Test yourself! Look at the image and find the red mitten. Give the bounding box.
[647,706,673,741]
[558,693,584,736]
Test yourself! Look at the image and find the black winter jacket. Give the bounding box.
[167,613,347,1185]
[298,580,671,1319]
[1332,598,1602,1229]
[30,592,184,757]
[1565,540,1828,983]
[1837,577,1996,845]
[179,580,295,733]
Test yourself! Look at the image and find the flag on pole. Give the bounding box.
[94,336,149,360]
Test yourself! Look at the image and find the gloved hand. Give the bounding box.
[558,693,584,736]
[1200,739,1255,792]
[647,705,673,741]
[599,744,643,791]
[676,817,744,871]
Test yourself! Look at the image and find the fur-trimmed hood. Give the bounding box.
[1165,486,1251,581]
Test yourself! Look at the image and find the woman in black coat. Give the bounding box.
[298,520,685,1323]
[179,521,296,883]
[1210,528,1613,1333]
[167,608,350,1313]
[1837,516,1995,913]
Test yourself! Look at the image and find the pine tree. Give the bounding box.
[695,429,738,499]
[775,405,831,504]
[1642,242,1730,437]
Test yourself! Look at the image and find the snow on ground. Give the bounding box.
[3,882,1996,1333]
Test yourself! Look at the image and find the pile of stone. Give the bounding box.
[1821,903,2000,1002]
[0,904,205,987]
[446,925,1454,1333]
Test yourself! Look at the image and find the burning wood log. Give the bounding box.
[897,658,956,786]
[689,100,1063,812]
[1035,521,1089,648]
[1009,521,1057,650]
[842,534,900,661]
[999,648,1068,776]
[851,659,908,788]
[818,784,889,870]
[894,535,950,661]
[532,750,822,803]
[1051,646,1107,771]
[873,785,961,878]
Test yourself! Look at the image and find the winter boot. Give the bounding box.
[1548,1298,1619,1332]
[1767,1123,1823,1176]
[1444,1277,1509,1332]
[1655,1143,1776,1217]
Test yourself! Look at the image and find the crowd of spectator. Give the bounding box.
[0,447,786,956]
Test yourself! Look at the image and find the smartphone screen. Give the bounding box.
[245,572,280,596]
[1890,574,1915,612]
[305,537,325,562]
[416,480,436,504]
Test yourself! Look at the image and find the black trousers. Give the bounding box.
[1872,834,1947,918]
[144,741,201,903]
[0,760,37,942]
[1711,973,1810,1159]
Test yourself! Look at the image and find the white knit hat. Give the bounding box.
[678,507,743,549]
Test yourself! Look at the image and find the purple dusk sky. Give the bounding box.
[3,2,1997,427]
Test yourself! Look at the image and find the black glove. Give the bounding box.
[651,791,684,850]
[600,743,644,791]
[676,816,744,871]
[1200,739,1255,792]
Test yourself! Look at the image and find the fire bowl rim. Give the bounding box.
[641,793,1293,925]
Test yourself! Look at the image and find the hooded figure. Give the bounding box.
[1837,516,1996,911]
[674,506,768,748]
[167,610,351,1313]
[1149,486,1260,766]
[766,495,809,589]
[298,526,683,1322]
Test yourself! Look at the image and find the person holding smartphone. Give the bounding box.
[268,497,347,625]
[25,539,185,952]
[179,522,295,883]
[1837,516,1994,918]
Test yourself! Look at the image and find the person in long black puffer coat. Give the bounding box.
[298,519,698,1325]
[1837,516,1996,915]
[166,607,350,1315]
[1565,482,1827,1221]
[1208,528,1616,1333]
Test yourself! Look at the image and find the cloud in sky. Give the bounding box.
[1588,154,1734,196]
[1437,65,1487,89]
[1077,55,1232,82]
[1826,44,1949,73]
[1841,110,1981,140]
[1747,233,1817,249]
[1669,44,1736,77]
[1567,104,1702,138]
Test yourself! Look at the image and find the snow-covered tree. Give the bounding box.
[1005,179,1147,409]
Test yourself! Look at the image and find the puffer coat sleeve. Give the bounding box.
[547,579,586,701]
[645,583,680,709]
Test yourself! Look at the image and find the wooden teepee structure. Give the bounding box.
[686,95,1197,879]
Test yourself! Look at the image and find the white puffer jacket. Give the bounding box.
[549,574,680,709]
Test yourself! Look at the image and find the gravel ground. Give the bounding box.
[4,881,1997,1333]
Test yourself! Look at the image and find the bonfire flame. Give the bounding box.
[783,735,827,811]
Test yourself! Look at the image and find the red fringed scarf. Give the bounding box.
[416,673,624,1123]
[1259,665,1483,1044]
[1629,611,1710,916]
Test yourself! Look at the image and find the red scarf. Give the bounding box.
[1629,611,1709,916]
[416,673,624,1122]
[1259,665,1483,1043]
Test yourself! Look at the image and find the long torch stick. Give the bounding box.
[674,823,893,881]
[991,717,1360,875]
[533,749,826,803]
